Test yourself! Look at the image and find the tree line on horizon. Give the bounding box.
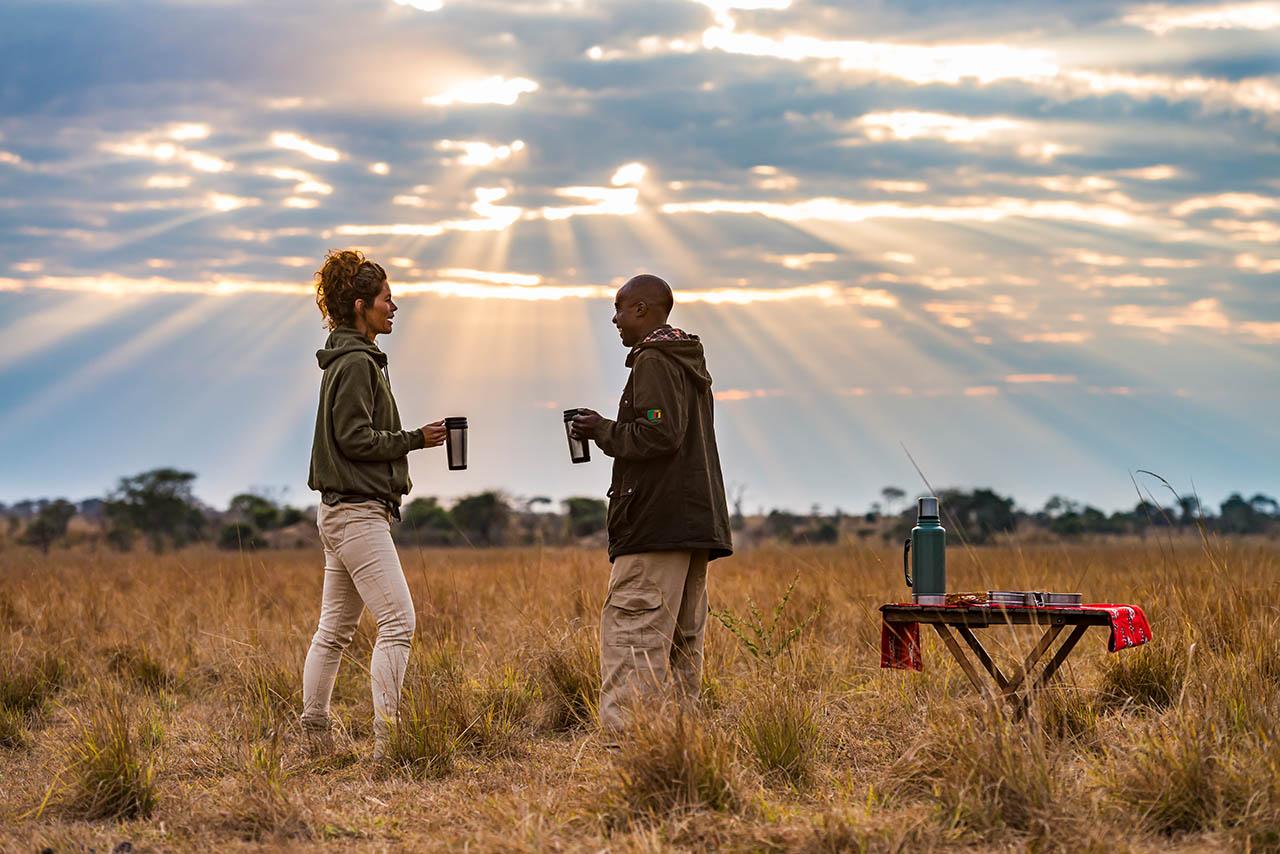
[3,468,1277,554]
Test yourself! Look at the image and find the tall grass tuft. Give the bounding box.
[892,708,1063,839]
[383,674,459,779]
[535,626,599,732]
[1097,640,1187,711]
[737,683,821,788]
[222,734,311,840]
[0,650,71,717]
[107,643,176,693]
[605,707,738,825]
[237,657,300,739]
[0,706,29,750]
[57,693,160,821]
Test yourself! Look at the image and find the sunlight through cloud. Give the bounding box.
[436,139,526,166]
[425,77,539,106]
[269,131,342,162]
[1124,2,1280,33]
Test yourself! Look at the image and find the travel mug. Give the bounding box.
[564,409,591,464]
[444,417,468,471]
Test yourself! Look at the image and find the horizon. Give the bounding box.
[1,0,1277,513]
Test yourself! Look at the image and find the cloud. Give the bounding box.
[436,139,526,166]
[269,132,342,162]
[852,111,1027,143]
[1124,2,1280,34]
[1109,298,1231,332]
[424,76,540,106]
[1005,374,1078,384]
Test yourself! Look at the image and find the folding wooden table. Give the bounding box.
[880,603,1113,719]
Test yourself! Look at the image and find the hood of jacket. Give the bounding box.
[316,326,387,370]
[626,326,712,389]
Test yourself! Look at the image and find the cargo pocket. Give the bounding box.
[604,584,664,648]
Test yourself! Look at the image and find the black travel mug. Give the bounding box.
[564,409,591,464]
[444,417,468,471]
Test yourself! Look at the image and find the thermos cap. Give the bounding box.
[563,408,581,421]
[917,496,939,519]
[444,416,468,429]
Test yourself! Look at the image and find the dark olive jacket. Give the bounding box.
[308,327,425,509]
[595,331,733,562]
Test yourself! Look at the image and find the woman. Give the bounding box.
[301,249,446,759]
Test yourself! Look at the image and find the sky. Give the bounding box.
[0,0,1277,515]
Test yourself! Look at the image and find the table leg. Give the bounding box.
[931,623,990,697]
[1012,624,1090,720]
[956,625,1009,691]
[1002,624,1064,697]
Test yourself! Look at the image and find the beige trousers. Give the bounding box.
[599,550,709,733]
[301,502,416,749]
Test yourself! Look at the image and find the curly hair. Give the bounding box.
[314,249,388,331]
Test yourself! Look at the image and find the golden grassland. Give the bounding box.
[1,536,1277,852]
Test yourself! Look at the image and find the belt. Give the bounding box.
[323,493,401,522]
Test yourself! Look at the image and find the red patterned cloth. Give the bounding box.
[1082,604,1152,652]
[878,602,1151,670]
[881,621,922,671]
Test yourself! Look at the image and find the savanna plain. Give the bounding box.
[1,536,1278,852]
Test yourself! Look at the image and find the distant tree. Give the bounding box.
[229,493,281,531]
[1249,493,1279,517]
[1219,493,1267,534]
[20,499,76,553]
[104,468,204,552]
[451,492,510,546]
[1176,495,1201,526]
[217,522,264,551]
[564,496,607,537]
[729,483,747,531]
[400,497,456,545]
[764,509,798,539]
[278,506,305,527]
[881,486,906,515]
[939,488,1017,544]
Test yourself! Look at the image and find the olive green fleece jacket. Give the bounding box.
[594,331,733,562]
[308,327,425,508]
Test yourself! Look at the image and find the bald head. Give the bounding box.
[612,273,675,347]
[621,274,674,317]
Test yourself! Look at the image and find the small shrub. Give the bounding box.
[712,572,819,664]
[58,695,160,821]
[738,685,820,788]
[606,708,738,825]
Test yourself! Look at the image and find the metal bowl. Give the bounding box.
[988,590,1037,606]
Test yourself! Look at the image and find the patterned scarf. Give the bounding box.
[638,324,693,345]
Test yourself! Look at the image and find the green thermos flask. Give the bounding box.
[903,496,946,605]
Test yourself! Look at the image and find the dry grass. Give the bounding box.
[0,537,1276,850]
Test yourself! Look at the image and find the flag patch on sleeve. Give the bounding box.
[646,408,663,422]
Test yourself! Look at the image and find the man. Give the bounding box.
[571,273,732,736]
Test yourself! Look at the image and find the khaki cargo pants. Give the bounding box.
[599,550,709,733]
